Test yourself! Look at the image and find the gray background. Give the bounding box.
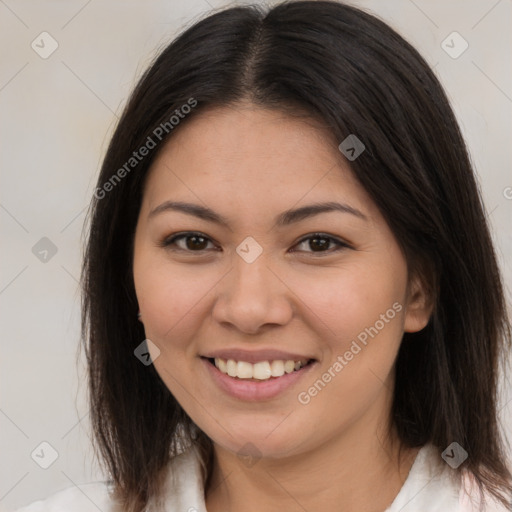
[1,0,511,509]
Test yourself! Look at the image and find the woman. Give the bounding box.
[15,1,512,511]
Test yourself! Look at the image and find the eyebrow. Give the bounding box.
[148,200,368,227]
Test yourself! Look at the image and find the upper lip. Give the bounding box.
[201,349,316,364]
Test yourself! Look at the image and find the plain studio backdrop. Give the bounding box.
[1,0,511,509]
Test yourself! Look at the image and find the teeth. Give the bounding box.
[284,360,295,373]
[217,358,227,373]
[237,361,253,379]
[227,359,237,377]
[253,361,272,380]
[213,358,309,380]
[270,360,284,377]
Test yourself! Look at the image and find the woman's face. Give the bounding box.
[133,103,430,459]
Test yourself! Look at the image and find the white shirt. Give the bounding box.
[12,443,511,511]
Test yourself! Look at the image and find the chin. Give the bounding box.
[207,423,305,461]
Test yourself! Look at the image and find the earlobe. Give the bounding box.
[403,276,434,333]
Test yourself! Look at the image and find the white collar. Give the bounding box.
[150,443,506,512]
[385,443,459,511]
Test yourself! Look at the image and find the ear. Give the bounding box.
[403,274,434,333]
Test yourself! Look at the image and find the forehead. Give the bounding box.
[141,104,378,221]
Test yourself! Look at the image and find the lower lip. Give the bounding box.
[201,357,317,401]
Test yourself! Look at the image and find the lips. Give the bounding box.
[201,355,318,401]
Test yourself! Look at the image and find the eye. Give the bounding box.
[160,232,218,252]
[159,231,351,255]
[291,233,351,254]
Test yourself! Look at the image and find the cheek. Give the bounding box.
[133,259,211,400]
[133,253,225,358]
[136,269,198,337]
[301,261,406,344]
[308,264,406,398]
[294,260,407,407]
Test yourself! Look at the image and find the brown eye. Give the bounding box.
[161,232,216,252]
[160,231,350,256]
[183,234,209,251]
[308,236,331,251]
[292,233,350,254]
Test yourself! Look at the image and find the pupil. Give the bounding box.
[187,235,207,250]
[311,237,328,251]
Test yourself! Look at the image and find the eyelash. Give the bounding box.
[159,231,351,256]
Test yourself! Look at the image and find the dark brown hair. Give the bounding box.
[80,1,512,511]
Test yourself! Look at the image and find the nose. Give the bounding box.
[211,252,294,335]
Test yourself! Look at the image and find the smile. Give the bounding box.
[212,357,311,380]
[201,356,317,401]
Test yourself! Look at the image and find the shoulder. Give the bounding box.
[418,444,511,512]
[459,470,512,512]
[13,446,207,512]
[148,444,207,511]
[387,444,512,512]
[12,481,115,512]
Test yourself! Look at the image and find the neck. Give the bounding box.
[204,413,420,512]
